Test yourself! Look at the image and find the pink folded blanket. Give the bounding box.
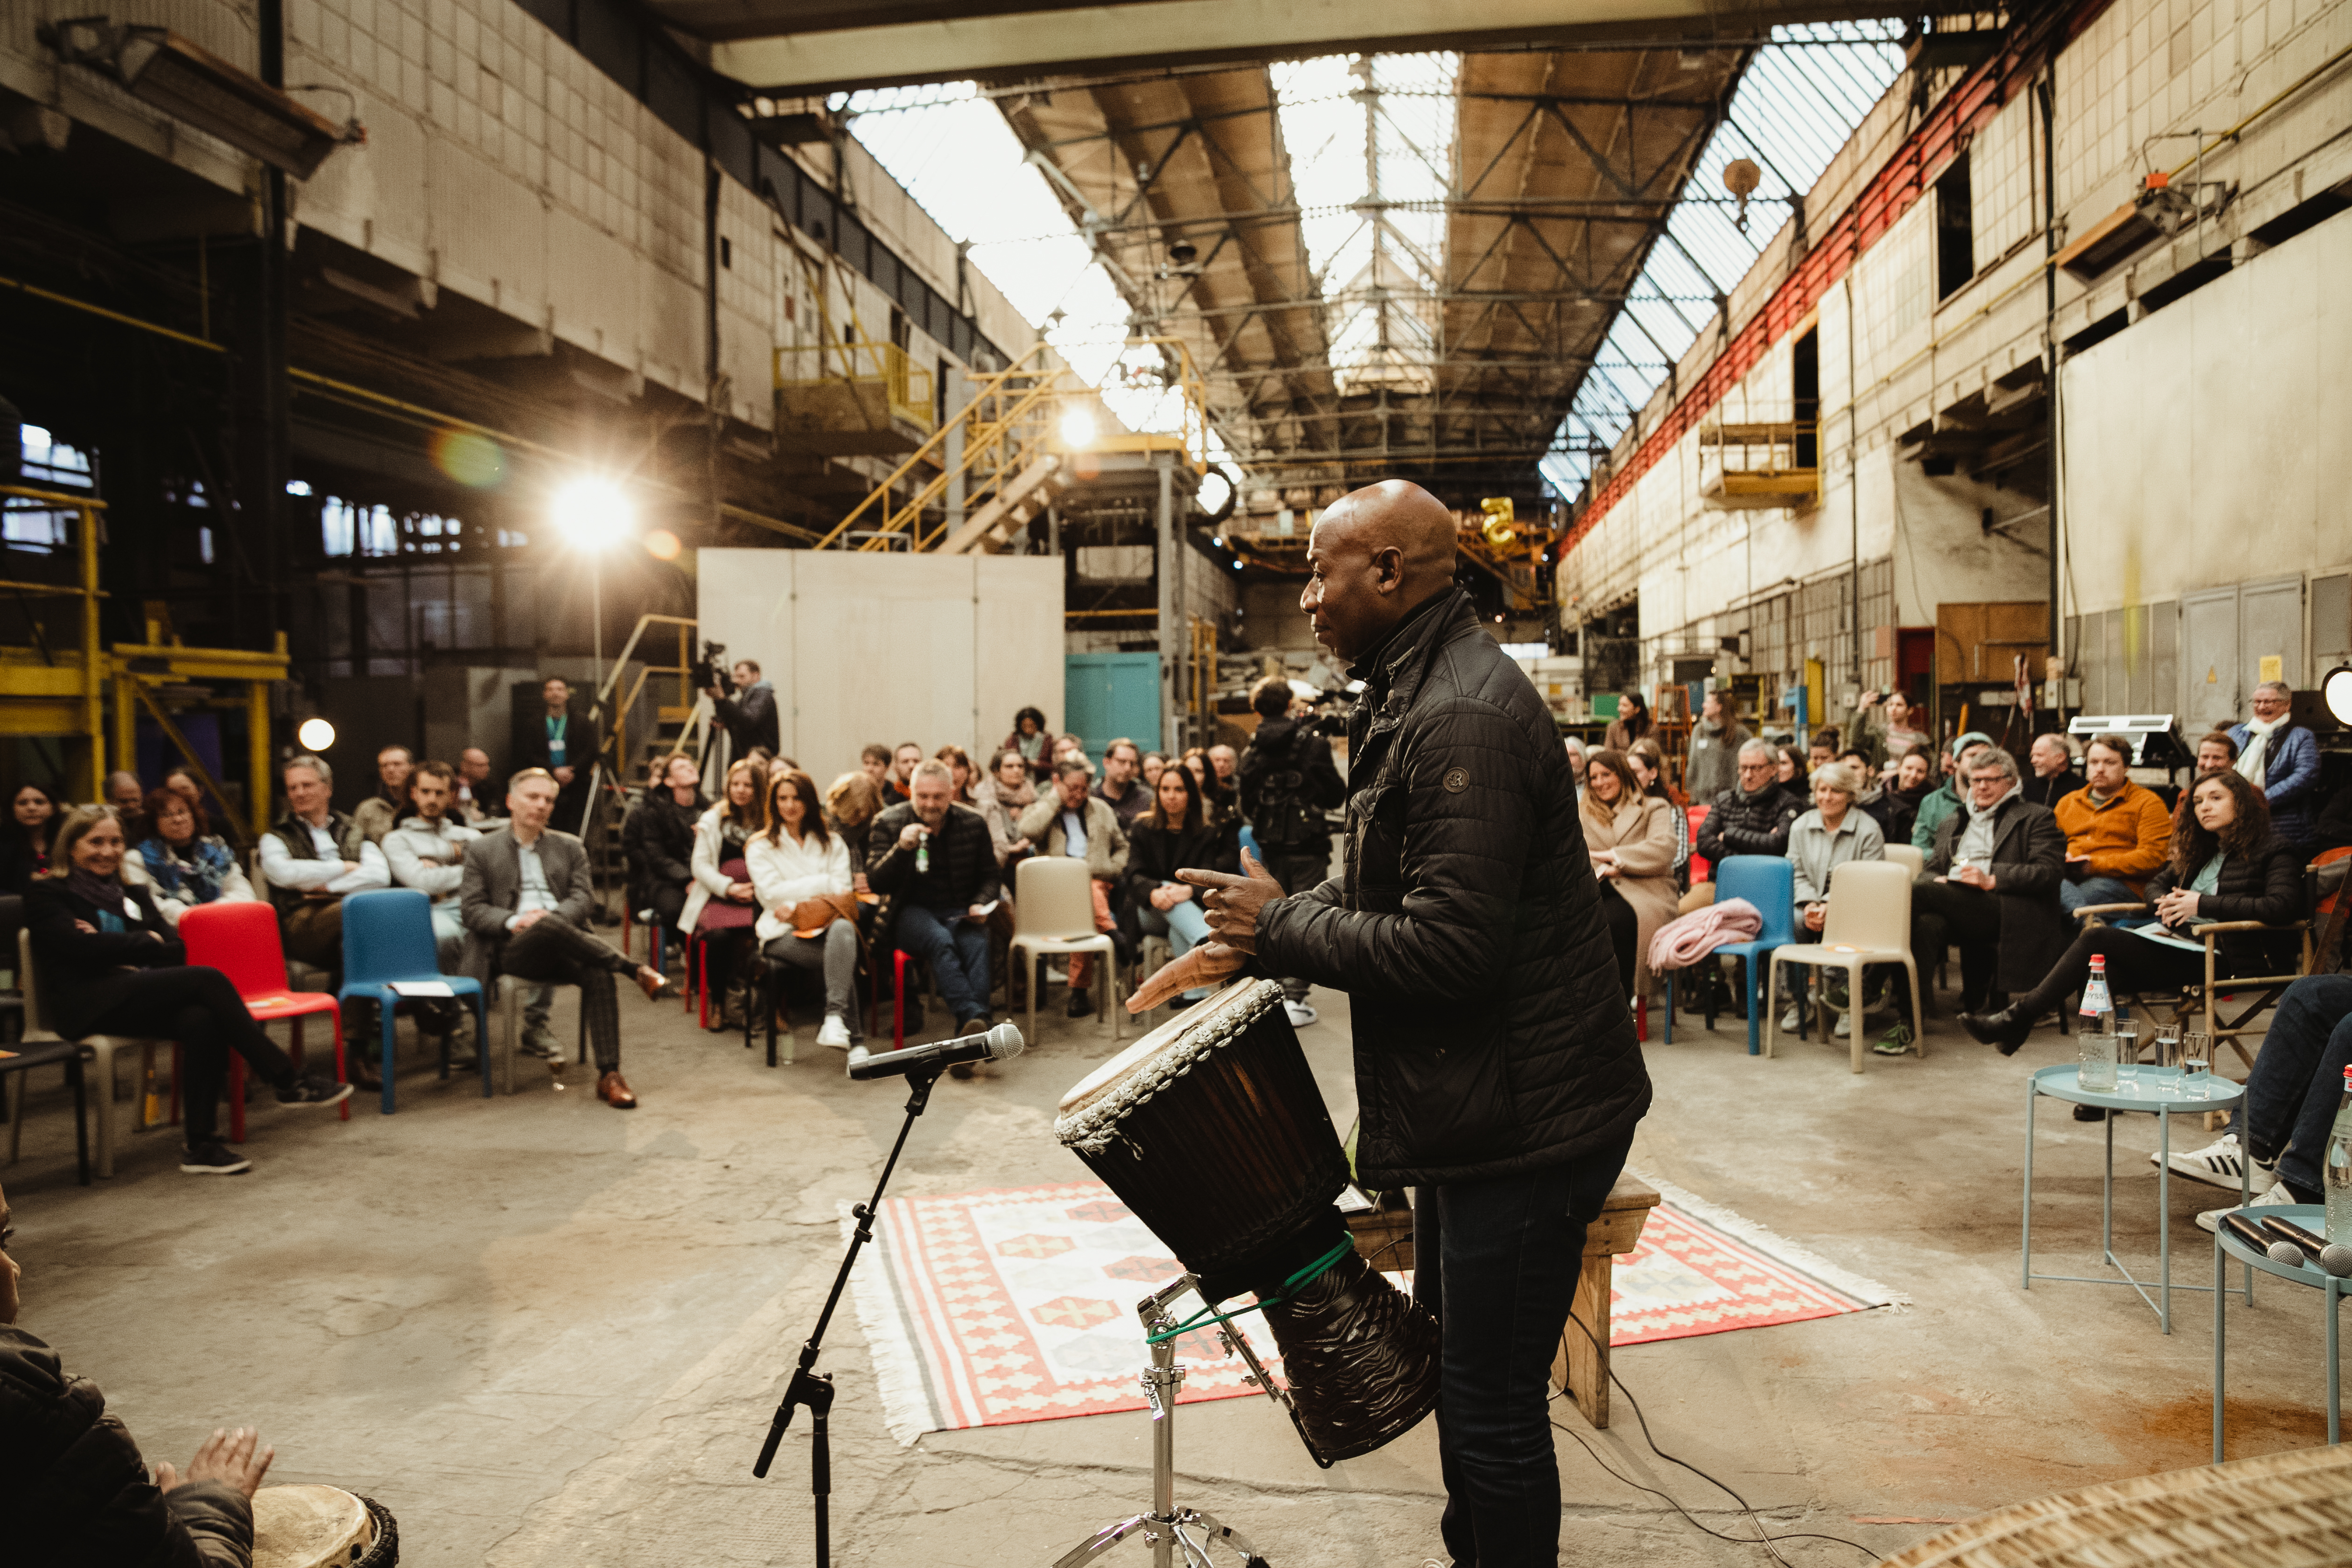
[1648,897,1762,972]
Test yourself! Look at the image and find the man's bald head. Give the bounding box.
[1302,480,1458,662]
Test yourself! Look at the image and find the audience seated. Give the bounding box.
[1206,744,1239,806]
[2170,975,2352,1221]
[1775,744,1809,793]
[33,805,350,1174]
[1001,706,1059,783]
[623,753,701,942]
[1625,739,1690,888]
[259,754,390,1009]
[2051,732,2173,913]
[1686,689,1750,802]
[1840,747,1916,846]
[384,761,483,971]
[934,745,977,805]
[454,746,499,825]
[869,759,1000,1036]
[1094,737,1151,831]
[1806,730,1838,777]
[685,758,766,1033]
[1,1178,279,1560]
[458,770,667,1107]
[1681,739,1801,913]
[1887,748,1937,828]
[0,782,57,894]
[124,789,255,928]
[749,770,860,1052]
[1124,761,1235,1008]
[1786,761,1898,1051]
[1962,768,2305,1053]
[2230,679,2322,851]
[881,742,921,806]
[825,771,882,896]
[104,771,148,846]
[1581,748,1678,1003]
[1562,735,1589,799]
[1140,753,1166,790]
[859,744,891,794]
[1911,732,1994,851]
[1908,747,2066,1019]
[2194,730,2240,773]
[351,745,413,843]
[1017,756,1130,1018]
[2021,733,2085,810]
[1236,674,1345,1027]
[974,748,1037,868]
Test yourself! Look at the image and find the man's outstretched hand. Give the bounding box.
[1127,941,1249,1013]
[156,1427,274,1498]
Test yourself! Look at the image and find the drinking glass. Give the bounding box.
[2079,1026,2118,1092]
[2180,1031,2212,1098]
[2114,1019,2141,1091]
[2154,1024,2183,1093]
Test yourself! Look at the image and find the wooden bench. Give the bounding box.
[1344,1170,1662,1430]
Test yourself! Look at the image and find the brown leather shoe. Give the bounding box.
[597,1070,637,1108]
[636,967,672,1002]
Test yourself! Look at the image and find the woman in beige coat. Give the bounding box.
[1581,748,1680,1001]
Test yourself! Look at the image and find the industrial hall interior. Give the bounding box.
[8,0,2352,1560]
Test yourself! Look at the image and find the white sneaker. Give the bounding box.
[1047,964,1071,985]
[1779,1006,1802,1031]
[816,1014,851,1049]
[2156,1133,2270,1190]
[1283,1000,1319,1029]
[1833,1011,1852,1037]
[2197,1178,2297,1234]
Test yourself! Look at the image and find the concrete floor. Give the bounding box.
[3,960,2338,1566]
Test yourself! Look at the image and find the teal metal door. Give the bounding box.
[1065,653,1160,762]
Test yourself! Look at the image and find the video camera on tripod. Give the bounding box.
[691,639,729,692]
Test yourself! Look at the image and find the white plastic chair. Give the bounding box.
[1765,860,1925,1072]
[1009,856,1122,1041]
[1885,843,1925,880]
[20,927,168,1179]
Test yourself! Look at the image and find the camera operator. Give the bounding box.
[705,655,780,759]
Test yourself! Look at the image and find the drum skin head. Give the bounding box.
[1056,977,1271,1114]
[252,1485,373,1568]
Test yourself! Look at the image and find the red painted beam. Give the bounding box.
[1563,0,2114,559]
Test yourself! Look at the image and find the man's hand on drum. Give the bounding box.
[156,1426,274,1498]
[1181,848,1284,954]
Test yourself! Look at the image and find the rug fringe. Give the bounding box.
[1627,1167,1913,1311]
[840,1205,941,1446]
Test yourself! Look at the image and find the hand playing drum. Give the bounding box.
[1127,849,1286,1013]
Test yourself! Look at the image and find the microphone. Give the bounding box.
[2218,1211,2280,1259]
[847,1022,1025,1081]
[2258,1215,2352,1278]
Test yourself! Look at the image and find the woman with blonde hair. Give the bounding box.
[749,770,860,1049]
[825,770,883,892]
[935,744,977,804]
[684,756,767,1030]
[1581,748,1679,1002]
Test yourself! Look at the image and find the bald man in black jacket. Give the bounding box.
[1136,480,1648,1568]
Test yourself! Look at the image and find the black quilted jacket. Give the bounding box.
[1257,589,1650,1186]
[0,1325,252,1566]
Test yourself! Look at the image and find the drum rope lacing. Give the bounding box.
[1141,1235,1356,1345]
[1053,980,1283,1156]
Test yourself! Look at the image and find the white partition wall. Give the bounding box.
[695,550,1065,775]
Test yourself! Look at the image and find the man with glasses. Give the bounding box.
[1910,747,2067,1021]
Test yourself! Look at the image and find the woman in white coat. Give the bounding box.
[683,757,766,1030]
[747,769,859,1049]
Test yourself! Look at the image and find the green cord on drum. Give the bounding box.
[1144,1236,1358,1345]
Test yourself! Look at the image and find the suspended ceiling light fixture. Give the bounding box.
[40,15,361,177]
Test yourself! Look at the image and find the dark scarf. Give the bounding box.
[66,867,128,919]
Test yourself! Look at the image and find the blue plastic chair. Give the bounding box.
[336,889,490,1114]
[1661,856,1797,1057]
[1238,825,1260,863]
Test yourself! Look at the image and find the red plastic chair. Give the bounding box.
[179,901,348,1139]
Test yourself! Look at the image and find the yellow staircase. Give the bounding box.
[810,337,1211,554]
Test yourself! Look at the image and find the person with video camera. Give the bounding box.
[705,654,780,760]
[1236,675,1345,1028]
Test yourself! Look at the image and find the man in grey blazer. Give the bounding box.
[460,769,670,1108]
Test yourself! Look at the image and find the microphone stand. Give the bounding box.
[754,1062,944,1566]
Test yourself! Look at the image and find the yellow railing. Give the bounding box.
[774,340,936,432]
[811,336,1214,553]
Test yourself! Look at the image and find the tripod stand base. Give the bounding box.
[1052,1509,1267,1568]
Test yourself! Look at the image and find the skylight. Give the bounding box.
[1540,21,1908,496]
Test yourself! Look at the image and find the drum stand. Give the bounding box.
[753,1063,945,1567]
[1053,1275,1273,1568]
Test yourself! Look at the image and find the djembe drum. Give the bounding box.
[251,1485,399,1567]
[1055,978,1438,1463]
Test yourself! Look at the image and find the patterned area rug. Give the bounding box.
[850,1173,1905,1442]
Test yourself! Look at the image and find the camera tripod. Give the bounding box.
[1052,1274,1274,1568]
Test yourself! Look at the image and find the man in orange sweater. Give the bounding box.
[2053,733,2173,914]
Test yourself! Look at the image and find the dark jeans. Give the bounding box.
[1259,848,1330,1003]
[640,881,686,932]
[1596,885,1638,1001]
[1907,877,2004,1008]
[2233,974,2352,1198]
[1414,1131,1635,1568]
[281,899,343,979]
[82,966,298,1147]
[2014,925,2205,1019]
[499,915,637,1072]
[895,902,990,1025]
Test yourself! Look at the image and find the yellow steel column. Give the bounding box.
[78,502,103,801]
[112,671,135,778]
[248,670,273,838]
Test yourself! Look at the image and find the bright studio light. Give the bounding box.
[552,476,634,550]
[1058,407,1097,448]
[2325,664,2352,725]
[297,717,336,750]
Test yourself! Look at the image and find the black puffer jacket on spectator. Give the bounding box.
[1257,588,1649,1188]
[1697,781,1802,864]
[2142,830,2310,973]
[0,1325,252,1566]
[867,802,1001,913]
[621,791,699,911]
